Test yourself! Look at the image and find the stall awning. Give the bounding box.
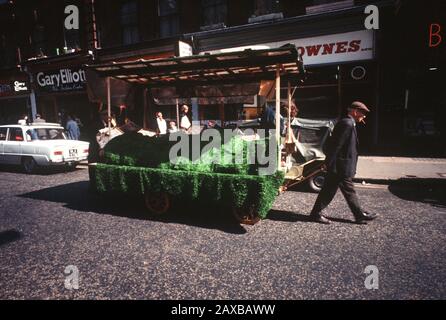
[85,45,304,88]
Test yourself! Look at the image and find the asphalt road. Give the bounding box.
[0,166,445,300]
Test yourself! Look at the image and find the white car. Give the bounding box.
[0,123,89,173]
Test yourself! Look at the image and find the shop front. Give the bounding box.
[377,0,446,156]
[189,25,379,151]
[0,72,30,125]
[86,38,179,130]
[23,54,98,141]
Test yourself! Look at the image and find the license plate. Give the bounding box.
[69,149,78,157]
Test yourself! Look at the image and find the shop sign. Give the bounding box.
[177,41,193,57]
[36,68,87,92]
[429,23,443,48]
[0,80,29,97]
[14,81,28,92]
[203,30,375,66]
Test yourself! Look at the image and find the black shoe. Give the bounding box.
[310,214,330,225]
[354,212,378,225]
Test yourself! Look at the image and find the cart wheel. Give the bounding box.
[308,173,326,193]
[232,206,260,225]
[144,192,171,215]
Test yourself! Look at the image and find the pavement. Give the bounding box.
[355,156,446,184]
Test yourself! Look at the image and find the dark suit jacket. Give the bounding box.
[325,116,359,178]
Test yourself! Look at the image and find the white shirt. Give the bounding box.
[157,118,167,134]
[168,126,178,133]
[180,115,191,131]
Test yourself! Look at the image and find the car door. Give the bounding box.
[0,127,7,163]
[3,127,24,165]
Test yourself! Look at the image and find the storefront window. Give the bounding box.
[159,0,179,38]
[202,0,227,27]
[295,66,339,119]
[32,24,46,57]
[404,68,444,138]
[121,1,140,45]
[0,34,16,67]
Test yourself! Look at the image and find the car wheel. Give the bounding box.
[308,173,325,193]
[22,157,37,174]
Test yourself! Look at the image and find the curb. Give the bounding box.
[354,177,446,186]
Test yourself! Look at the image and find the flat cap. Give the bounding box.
[350,101,370,113]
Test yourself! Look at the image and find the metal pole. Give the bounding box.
[107,77,111,135]
[176,98,180,128]
[23,66,37,121]
[143,88,148,129]
[275,65,281,170]
[337,65,343,116]
[288,81,292,122]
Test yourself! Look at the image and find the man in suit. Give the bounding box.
[310,101,378,225]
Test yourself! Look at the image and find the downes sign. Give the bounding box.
[204,30,375,66]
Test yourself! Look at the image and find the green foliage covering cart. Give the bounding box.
[90,132,284,224]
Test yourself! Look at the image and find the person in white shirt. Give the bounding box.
[156,112,167,135]
[180,105,192,133]
[18,114,28,125]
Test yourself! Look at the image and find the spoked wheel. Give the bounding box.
[232,206,260,225]
[22,157,37,174]
[308,173,326,193]
[144,192,171,216]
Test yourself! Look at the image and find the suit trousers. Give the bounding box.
[311,172,363,218]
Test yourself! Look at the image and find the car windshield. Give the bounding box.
[26,128,67,141]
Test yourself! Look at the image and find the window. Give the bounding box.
[8,128,24,142]
[32,24,46,56]
[0,128,7,141]
[0,34,16,67]
[202,0,227,27]
[252,0,281,17]
[159,0,179,38]
[27,128,67,140]
[121,1,140,45]
[31,9,46,56]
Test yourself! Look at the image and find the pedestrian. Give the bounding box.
[260,103,285,137]
[66,115,81,140]
[18,114,29,125]
[156,112,167,135]
[180,105,192,133]
[34,114,46,123]
[168,121,178,133]
[87,110,109,163]
[309,101,378,225]
[73,114,83,129]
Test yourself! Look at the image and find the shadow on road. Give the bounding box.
[19,181,247,234]
[0,164,83,176]
[0,229,22,247]
[388,178,446,209]
[267,209,314,223]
